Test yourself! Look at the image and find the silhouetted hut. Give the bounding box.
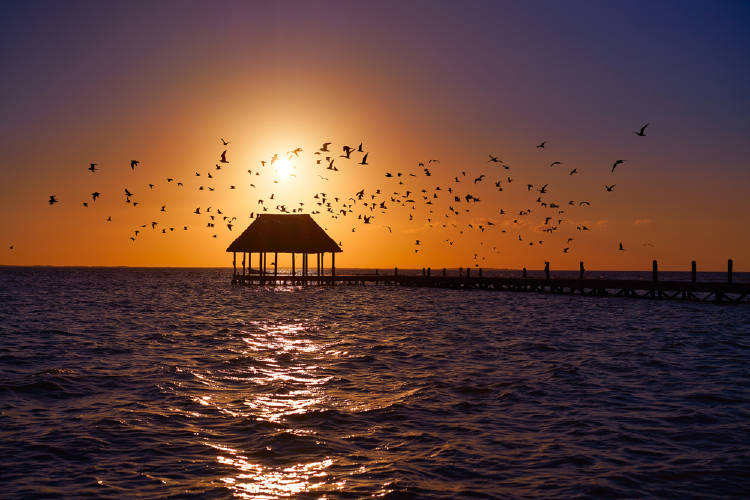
[226,214,341,281]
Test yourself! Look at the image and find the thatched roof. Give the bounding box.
[226,214,342,253]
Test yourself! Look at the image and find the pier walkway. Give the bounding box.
[231,273,749,304]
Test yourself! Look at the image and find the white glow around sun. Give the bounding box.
[275,158,293,179]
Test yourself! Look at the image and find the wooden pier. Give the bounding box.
[231,260,748,304]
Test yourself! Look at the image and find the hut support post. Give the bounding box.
[242,253,246,276]
[652,260,658,282]
[274,252,278,276]
[691,261,696,283]
[332,253,336,285]
[233,252,236,278]
[292,253,296,277]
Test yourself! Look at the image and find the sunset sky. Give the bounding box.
[1,1,748,270]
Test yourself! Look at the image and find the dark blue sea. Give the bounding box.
[1,267,749,499]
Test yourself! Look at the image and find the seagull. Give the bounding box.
[359,153,368,165]
[130,160,140,170]
[91,192,100,201]
[320,142,331,152]
[88,163,98,173]
[611,160,625,172]
[550,161,562,167]
[569,168,577,175]
[220,150,229,163]
[488,155,500,163]
[618,242,625,251]
[221,137,230,145]
[634,123,649,137]
[537,141,546,149]
[605,184,615,192]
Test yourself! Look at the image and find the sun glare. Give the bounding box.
[275,158,293,179]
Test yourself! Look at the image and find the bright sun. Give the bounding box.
[276,158,293,179]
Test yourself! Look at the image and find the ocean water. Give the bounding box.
[1,267,749,499]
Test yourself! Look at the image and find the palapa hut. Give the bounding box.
[226,214,342,283]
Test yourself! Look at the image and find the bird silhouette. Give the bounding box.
[88,163,98,173]
[635,123,649,137]
[605,184,615,192]
[611,160,625,172]
[220,150,229,163]
[130,160,140,170]
[221,137,230,145]
[537,141,546,149]
[91,192,100,201]
[359,153,368,165]
[618,242,625,251]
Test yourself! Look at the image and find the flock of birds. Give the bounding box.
[39,123,653,264]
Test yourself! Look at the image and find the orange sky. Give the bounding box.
[0,2,748,271]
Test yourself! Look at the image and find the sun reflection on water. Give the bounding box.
[197,322,343,497]
[216,454,340,498]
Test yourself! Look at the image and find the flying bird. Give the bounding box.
[88,163,98,173]
[220,150,229,163]
[359,153,368,165]
[635,123,649,137]
[611,160,625,172]
[605,184,615,192]
[91,192,100,201]
[221,137,230,145]
[130,160,140,170]
[537,141,546,149]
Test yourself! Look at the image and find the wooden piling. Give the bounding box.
[479,268,482,277]
[652,260,658,282]
[579,261,585,280]
[274,252,278,276]
[728,259,733,284]
[427,267,431,277]
[394,267,398,276]
[544,261,550,280]
[691,261,696,283]
[292,253,296,276]
[442,268,446,277]
[522,267,527,278]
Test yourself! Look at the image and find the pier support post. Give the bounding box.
[242,253,246,276]
[442,268,446,277]
[479,268,482,277]
[728,259,733,284]
[232,252,237,278]
[292,253,295,277]
[332,253,336,285]
[394,267,398,276]
[427,267,431,277]
[579,261,585,280]
[522,267,527,278]
[652,260,658,282]
[274,252,278,276]
[691,261,696,283]
[467,268,471,278]
[544,261,550,280]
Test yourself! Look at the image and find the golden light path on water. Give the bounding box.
[191,321,352,498]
